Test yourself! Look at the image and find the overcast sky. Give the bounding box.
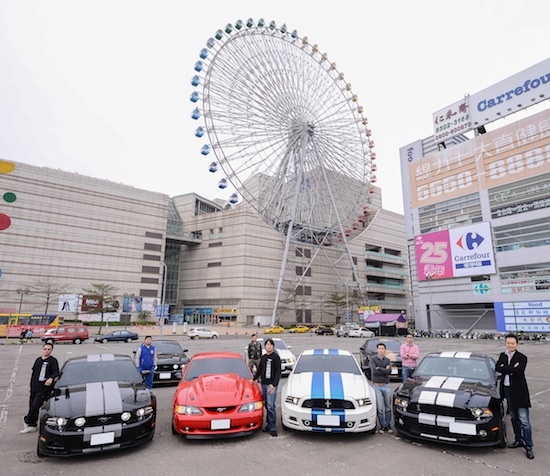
[1,0,549,214]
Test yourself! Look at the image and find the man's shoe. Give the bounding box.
[386,428,394,434]
[262,427,270,433]
[377,429,384,434]
[525,448,534,459]
[508,441,523,448]
[270,431,277,437]
[19,426,37,434]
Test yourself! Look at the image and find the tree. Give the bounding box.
[31,279,69,314]
[82,283,119,335]
[325,291,347,322]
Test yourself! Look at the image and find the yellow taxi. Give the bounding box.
[288,325,310,333]
[264,325,285,334]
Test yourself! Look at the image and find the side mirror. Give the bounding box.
[182,349,189,353]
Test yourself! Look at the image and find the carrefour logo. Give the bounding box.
[456,232,484,250]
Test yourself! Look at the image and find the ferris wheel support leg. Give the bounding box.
[311,141,365,301]
[270,134,310,327]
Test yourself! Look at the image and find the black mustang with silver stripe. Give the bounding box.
[37,354,156,457]
[393,351,507,447]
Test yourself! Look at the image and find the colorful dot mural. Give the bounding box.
[0,160,16,231]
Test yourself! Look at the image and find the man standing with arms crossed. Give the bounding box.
[497,333,534,460]
[370,342,393,433]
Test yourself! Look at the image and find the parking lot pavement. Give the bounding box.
[1,335,549,476]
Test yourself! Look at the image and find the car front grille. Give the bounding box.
[302,399,355,410]
[204,406,237,414]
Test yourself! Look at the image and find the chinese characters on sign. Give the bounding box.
[432,98,472,143]
[495,301,550,333]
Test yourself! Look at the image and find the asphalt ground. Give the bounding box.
[1,330,549,476]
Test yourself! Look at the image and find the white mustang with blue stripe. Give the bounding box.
[281,349,377,433]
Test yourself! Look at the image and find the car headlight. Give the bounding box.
[45,416,68,429]
[285,396,299,405]
[121,412,132,422]
[394,396,409,411]
[238,401,263,412]
[173,364,180,369]
[174,405,203,415]
[357,398,373,407]
[470,407,493,419]
[136,406,155,418]
[74,417,86,427]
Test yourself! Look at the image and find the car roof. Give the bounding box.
[190,351,244,360]
[424,351,491,360]
[63,353,132,364]
[300,349,353,357]
[154,339,181,344]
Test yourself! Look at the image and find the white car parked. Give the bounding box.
[281,348,377,433]
[244,337,296,375]
[348,328,375,338]
[187,327,219,339]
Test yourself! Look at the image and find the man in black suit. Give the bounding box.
[496,333,534,459]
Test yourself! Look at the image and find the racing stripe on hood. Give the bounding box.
[85,381,123,416]
[311,369,345,429]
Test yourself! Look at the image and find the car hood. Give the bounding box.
[157,353,188,364]
[177,374,261,405]
[398,376,498,406]
[46,381,153,416]
[286,372,371,399]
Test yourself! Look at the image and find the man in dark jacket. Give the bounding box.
[253,338,281,436]
[247,334,262,373]
[20,342,60,433]
[496,334,534,459]
[369,342,393,433]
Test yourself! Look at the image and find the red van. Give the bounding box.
[41,325,89,344]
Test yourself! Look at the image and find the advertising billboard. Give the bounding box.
[415,221,495,281]
[410,107,550,209]
[495,300,550,333]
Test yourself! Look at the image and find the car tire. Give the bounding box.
[212,335,218,339]
[101,338,108,344]
[171,422,178,435]
[73,338,82,344]
[126,338,133,343]
[497,405,507,448]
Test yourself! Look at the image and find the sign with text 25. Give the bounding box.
[415,222,495,281]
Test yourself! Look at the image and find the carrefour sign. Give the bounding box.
[432,57,550,141]
[415,222,496,281]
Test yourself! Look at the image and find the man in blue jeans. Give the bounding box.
[370,342,393,434]
[253,338,281,436]
[497,334,534,460]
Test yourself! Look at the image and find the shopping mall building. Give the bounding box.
[0,160,410,326]
[401,58,550,333]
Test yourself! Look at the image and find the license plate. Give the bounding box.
[211,419,230,430]
[317,415,340,426]
[391,367,398,374]
[90,432,115,446]
[159,372,171,379]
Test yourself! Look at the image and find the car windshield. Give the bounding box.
[184,357,251,381]
[57,360,143,386]
[293,354,361,375]
[415,356,493,381]
[366,340,401,352]
[155,342,183,354]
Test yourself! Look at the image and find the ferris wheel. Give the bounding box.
[190,19,377,323]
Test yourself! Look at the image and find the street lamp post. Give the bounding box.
[16,287,30,314]
[425,273,434,333]
[160,262,167,337]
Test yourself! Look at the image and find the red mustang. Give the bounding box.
[172,352,264,438]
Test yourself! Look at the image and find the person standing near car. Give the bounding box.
[247,334,262,374]
[253,338,281,437]
[370,342,393,434]
[135,335,157,389]
[20,342,60,434]
[400,334,420,382]
[497,333,534,460]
